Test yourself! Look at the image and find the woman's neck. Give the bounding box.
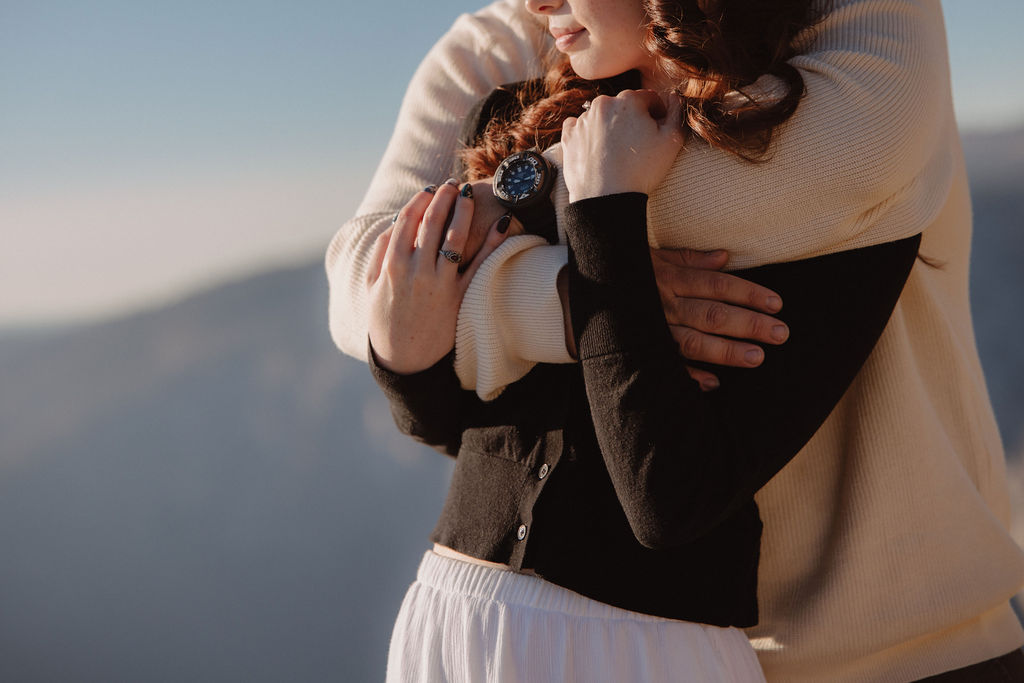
[639,66,675,95]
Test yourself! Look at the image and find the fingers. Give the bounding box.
[662,93,684,142]
[457,212,513,291]
[685,366,721,392]
[579,91,665,121]
[652,247,729,271]
[417,179,461,256]
[609,89,667,119]
[385,186,437,269]
[436,183,475,271]
[366,224,394,287]
[670,325,767,368]
[665,297,789,347]
[505,214,526,236]
[653,256,783,313]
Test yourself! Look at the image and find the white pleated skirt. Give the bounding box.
[386,550,765,683]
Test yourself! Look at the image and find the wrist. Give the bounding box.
[368,334,450,376]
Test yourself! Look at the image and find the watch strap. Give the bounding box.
[510,193,558,245]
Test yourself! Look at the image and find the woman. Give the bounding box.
[344,2,1024,679]
[366,1,929,681]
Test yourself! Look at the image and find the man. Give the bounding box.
[326,1,1024,679]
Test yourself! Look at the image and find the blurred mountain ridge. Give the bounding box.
[961,124,1024,191]
[0,127,1022,681]
[0,261,453,681]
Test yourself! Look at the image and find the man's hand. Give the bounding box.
[651,248,789,390]
[456,177,788,393]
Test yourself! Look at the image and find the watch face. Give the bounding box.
[500,157,539,200]
[495,151,549,205]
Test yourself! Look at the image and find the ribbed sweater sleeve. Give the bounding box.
[564,193,920,548]
[450,0,957,399]
[325,0,956,401]
[454,239,574,397]
[324,0,544,361]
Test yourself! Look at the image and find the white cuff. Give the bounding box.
[455,236,572,401]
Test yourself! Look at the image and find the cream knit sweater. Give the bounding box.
[325,0,1024,680]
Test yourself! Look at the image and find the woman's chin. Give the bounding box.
[569,61,607,82]
[569,57,634,83]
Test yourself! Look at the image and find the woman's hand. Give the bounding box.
[461,177,525,262]
[367,182,512,374]
[561,90,684,203]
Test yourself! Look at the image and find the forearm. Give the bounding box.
[325,0,544,360]
[565,194,919,548]
[646,0,955,264]
[361,0,951,394]
[454,236,574,401]
[367,339,467,458]
[449,0,953,396]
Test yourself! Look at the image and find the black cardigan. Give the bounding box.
[368,185,920,625]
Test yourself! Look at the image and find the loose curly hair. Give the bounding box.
[461,0,827,181]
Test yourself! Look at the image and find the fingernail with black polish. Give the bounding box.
[423,185,438,194]
[391,212,399,224]
[460,183,474,198]
[497,214,511,234]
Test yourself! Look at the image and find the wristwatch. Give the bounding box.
[492,149,558,243]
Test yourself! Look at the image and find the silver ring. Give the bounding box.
[581,100,592,111]
[439,249,463,264]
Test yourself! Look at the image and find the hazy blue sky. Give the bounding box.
[2,0,1022,327]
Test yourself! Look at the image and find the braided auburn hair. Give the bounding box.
[461,0,826,181]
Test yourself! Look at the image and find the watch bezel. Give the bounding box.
[493,150,555,209]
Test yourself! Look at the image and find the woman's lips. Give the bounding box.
[553,28,586,51]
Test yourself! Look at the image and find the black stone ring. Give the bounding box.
[439,249,463,264]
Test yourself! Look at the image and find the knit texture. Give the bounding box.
[325,0,1024,679]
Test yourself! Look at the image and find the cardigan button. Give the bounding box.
[538,463,550,480]
[517,524,528,541]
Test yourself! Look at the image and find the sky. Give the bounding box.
[2,0,1023,329]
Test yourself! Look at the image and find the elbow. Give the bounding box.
[847,107,946,202]
[392,412,461,459]
[427,441,460,460]
[328,302,363,360]
[325,212,387,361]
[800,25,952,203]
[631,526,678,551]
[326,271,370,361]
[621,480,737,550]
[847,86,950,201]
[624,503,703,551]
[407,430,461,461]
[629,512,739,551]
[630,521,703,551]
